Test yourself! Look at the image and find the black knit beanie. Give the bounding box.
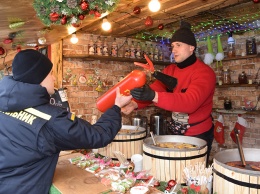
[12,49,53,84]
[171,21,197,49]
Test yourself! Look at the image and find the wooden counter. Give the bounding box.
[52,152,110,194]
[52,152,163,194]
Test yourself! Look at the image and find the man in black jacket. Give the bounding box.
[0,49,132,194]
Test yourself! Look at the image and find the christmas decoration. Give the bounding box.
[80,1,88,11]
[78,14,85,20]
[3,38,13,44]
[253,0,259,3]
[203,36,214,65]
[230,115,248,144]
[158,23,164,30]
[215,35,224,68]
[61,16,67,25]
[33,0,119,26]
[8,18,26,29]
[145,16,153,27]
[38,37,47,45]
[71,22,82,28]
[214,115,225,145]
[17,46,21,52]
[0,47,7,58]
[133,6,141,14]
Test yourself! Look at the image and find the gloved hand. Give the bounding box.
[130,84,155,101]
[152,71,177,91]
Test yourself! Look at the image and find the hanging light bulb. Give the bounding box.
[101,18,111,31]
[148,0,161,12]
[70,33,78,44]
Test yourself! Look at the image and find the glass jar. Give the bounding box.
[246,38,257,55]
[224,99,232,110]
[238,71,248,84]
[222,69,231,84]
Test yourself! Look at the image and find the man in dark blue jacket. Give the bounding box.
[0,49,132,194]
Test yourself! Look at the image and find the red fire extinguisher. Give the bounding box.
[96,70,146,112]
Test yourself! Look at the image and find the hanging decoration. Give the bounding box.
[38,37,47,45]
[158,23,164,30]
[133,6,141,14]
[8,18,26,29]
[215,35,224,68]
[0,47,7,58]
[33,0,119,26]
[145,16,153,27]
[3,38,13,44]
[203,36,214,65]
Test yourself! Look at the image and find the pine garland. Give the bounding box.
[33,0,119,26]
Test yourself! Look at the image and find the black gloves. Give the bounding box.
[130,84,155,101]
[152,71,177,91]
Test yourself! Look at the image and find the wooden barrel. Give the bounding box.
[213,148,260,194]
[98,125,146,160]
[143,135,207,183]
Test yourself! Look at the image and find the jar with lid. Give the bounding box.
[222,69,231,84]
[238,71,248,84]
[224,98,232,110]
[246,38,257,55]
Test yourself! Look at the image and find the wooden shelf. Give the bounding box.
[212,108,260,115]
[63,54,169,66]
[220,54,259,61]
[216,83,259,88]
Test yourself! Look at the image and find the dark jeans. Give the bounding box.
[192,124,214,167]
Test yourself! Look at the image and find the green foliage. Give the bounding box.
[155,181,168,192]
[33,0,119,26]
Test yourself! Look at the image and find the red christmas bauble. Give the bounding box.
[94,11,101,18]
[145,16,153,27]
[50,12,59,22]
[17,46,21,52]
[89,10,95,15]
[34,45,39,50]
[3,38,13,44]
[253,0,259,3]
[78,14,85,20]
[133,6,141,14]
[80,1,88,11]
[158,23,164,30]
[61,16,67,25]
[72,22,82,28]
[0,47,5,55]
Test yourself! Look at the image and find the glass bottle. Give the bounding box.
[238,71,248,84]
[88,35,95,55]
[135,42,142,59]
[96,36,103,56]
[124,43,130,58]
[154,45,159,61]
[111,38,118,57]
[246,38,257,55]
[222,69,231,84]
[103,37,109,56]
[227,43,236,58]
[148,44,154,60]
[130,41,136,58]
[142,44,148,59]
[158,46,163,61]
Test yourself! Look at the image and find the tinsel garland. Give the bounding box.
[33,0,119,26]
